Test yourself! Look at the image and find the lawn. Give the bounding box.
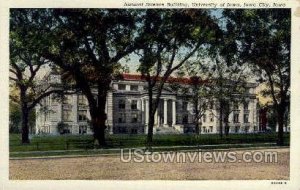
[9,132,290,153]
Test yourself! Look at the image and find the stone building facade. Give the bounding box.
[35,73,259,135]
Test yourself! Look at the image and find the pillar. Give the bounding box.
[164,99,168,125]
[141,99,144,124]
[155,111,158,126]
[172,99,176,125]
[157,105,161,127]
[72,94,79,134]
[145,99,149,124]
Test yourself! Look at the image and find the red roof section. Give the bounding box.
[121,73,207,85]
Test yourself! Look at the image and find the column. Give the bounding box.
[107,92,113,134]
[157,105,161,127]
[145,99,149,124]
[144,99,149,134]
[72,94,78,122]
[172,99,176,125]
[164,99,168,125]
[248,101,252,118]
[154,110,158,125]
[141,99,144,124]
[239,102,244,131]
[72,94,79,134]
[253,99,257,124]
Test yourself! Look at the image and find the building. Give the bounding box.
[35,73,259,135]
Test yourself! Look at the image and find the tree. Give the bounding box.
[224,9,290,145]
[9,100,21,133]
[171,60,210,135]
[206,56,249,137]
[136,10,221,146]
[10,9,63,143]
[41,9,141,146]
[183,75,208,135]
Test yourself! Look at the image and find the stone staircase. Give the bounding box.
[156,126,181,134]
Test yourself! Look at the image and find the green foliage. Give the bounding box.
[222,9,290,145]
[9,101,21,133]
[10,9,64,143]
[223,9,290,105]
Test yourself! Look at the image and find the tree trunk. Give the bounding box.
[225,123,229,136]
[277,104,285,146]
[92,113,107,147]
[219,100,223,138]
[225,114,230,136]
[147,112,155,146]
[194,98,200,135]
[195,122,200,135]
[89,83,109,147]
[147,89,155,147]
[21,103,30,144]
[19,87,30,144]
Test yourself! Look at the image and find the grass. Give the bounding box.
[10,132,290,154]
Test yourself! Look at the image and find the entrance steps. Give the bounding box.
[156,126,181,134]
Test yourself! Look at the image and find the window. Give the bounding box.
[182,115,188,124]
[244,126,249,133]
[233,102,239,110]
[78,110,87,121]
[118,99,126,109]
[202,114,206,123]
[118,84,126,90]
[118,113,126,123]
[209,101,214,109]
[182,102,188,111]
[244,114,249,123]
[202,102,207,110]
[246,88,250,93]
[63,95,71,104]
[51,96,58,105]
[63,110,71,121]
[131,100,137,110]
[118,127,127,133]
[93,95,98,106]
[234,114,239,123]
[46,96,50,106]
[209,126,213,133]
[79,125,87,134]
[210,113,214,122]
[244,102,249,110]
[78,95,86,105]
[143,86,147,90]
[63,125,71,134]
[203,126,206,133]
[235,126,240,133]
[47,112,50,121]
[130,85,138,91]
[224,115,229,123]
[131,128,138,134]
[131,113,138,123]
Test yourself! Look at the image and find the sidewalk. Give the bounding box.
[10,143,289,160]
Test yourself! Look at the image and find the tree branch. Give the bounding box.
[28,89,64,110]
